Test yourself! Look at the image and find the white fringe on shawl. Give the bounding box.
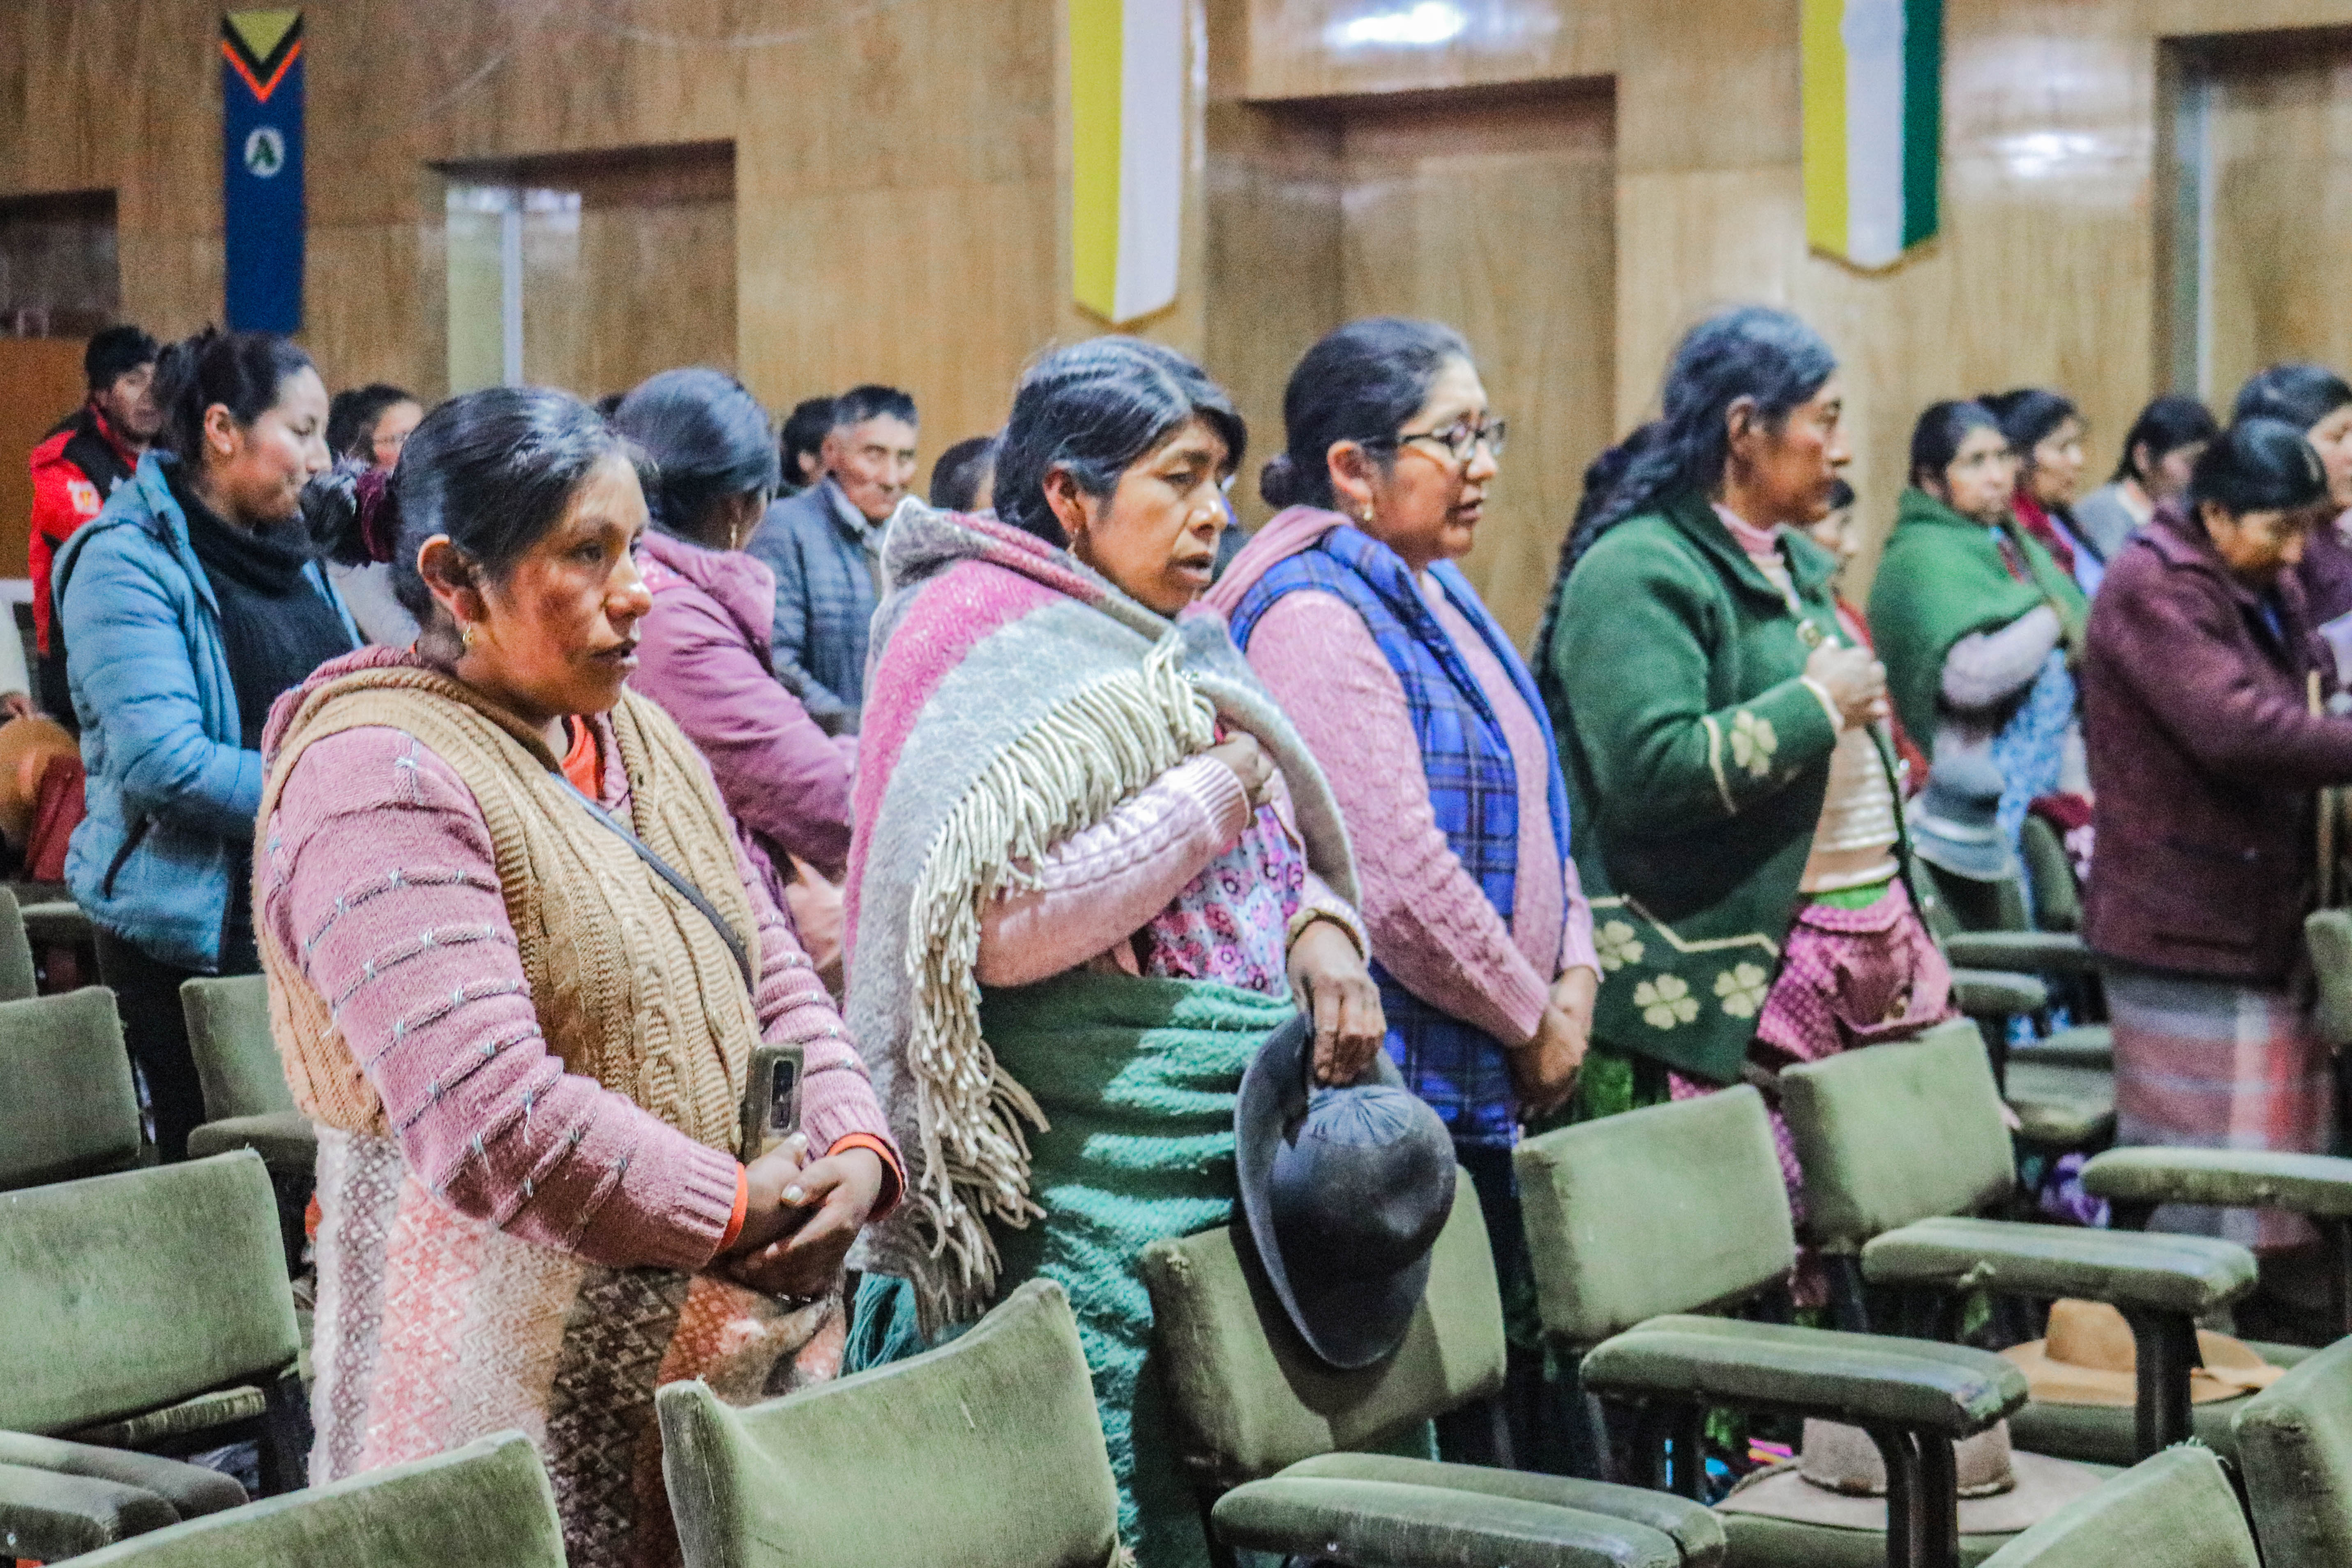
[898,633,1217,1324]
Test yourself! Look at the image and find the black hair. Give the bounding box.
[85,325,159,391]
[994,337,1245,547]
[150,327,316,466]
[1909,400,2004,488]
[326,383,419,462]
[300,458,390,568]
[1978,388,2080,470]
[830,384,918,431]
[593,391,627,420]
[1564,307,1838,564]
[383,386,644,626]
[2112,394,2220,484]
[609,368,781,542]
[929,434,1000,513]
[1825,476,1856,512]
[2189,418,2329,518]
[778,396,835,491]
[1259,317,1473,512]
[2232,363,2352,435]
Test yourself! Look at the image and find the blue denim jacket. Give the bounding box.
[54,452,358,971]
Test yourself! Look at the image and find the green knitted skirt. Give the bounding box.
[849,970,1291,1568]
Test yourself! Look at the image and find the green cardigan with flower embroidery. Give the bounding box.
[1541,489,1863,1086]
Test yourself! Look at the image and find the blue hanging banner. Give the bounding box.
[221,9,304,332]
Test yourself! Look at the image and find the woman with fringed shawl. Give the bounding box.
[841,337,1384,1567]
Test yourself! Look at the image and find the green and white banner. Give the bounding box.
[1070,0,1184,325]
[1803,0,1941,270]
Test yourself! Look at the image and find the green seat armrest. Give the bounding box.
[0,1461,183,1562]
[1861,1216,2256,1314]
[1579,1316,2025,1438]
[187,1111,317,1174]
[2011,1026,2111,1070]
[0,1433,244,1522]
[1212,1476,1685,1568]
[2308,909,2352,1049]
[2083,1147,2352,1219]
[1279,1454,1722,1567]
[1943,932,2102,976]
[18,900,94,948]
[1951,969,2048,1017]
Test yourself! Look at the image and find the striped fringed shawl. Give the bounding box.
[844,502,1358,1329]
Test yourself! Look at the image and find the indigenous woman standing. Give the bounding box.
[845,338,1381,1566]
[1531,308,1952,1220]
[1206,318,1590,1460]
[57,329,359,1162]
[2235,363,2352,623]
[1982,388,2098,593]
[258,388,899,1567]
[2085,419,2352,1266]
[1871,402,2091,871]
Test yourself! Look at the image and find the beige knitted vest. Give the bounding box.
[257,664,761,1157]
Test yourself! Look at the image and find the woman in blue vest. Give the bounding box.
[1206,317,1593,1466]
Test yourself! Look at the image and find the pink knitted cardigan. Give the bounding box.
[259,652,895,1275]
[1208,507,1598,1047]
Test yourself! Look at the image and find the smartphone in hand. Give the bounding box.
[741,1042,805,1161]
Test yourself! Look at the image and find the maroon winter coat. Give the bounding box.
[629,528,858,892]
[2083,504,2352,982]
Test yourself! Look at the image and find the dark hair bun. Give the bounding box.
[1259,452,1301,510]
[2190,417,2329,517]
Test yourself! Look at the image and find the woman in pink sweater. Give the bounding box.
[1206,318,1594,1468]
[257,388,899,1565]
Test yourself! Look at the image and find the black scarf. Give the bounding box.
[173,474,357,750]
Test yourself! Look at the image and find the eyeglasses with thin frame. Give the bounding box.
[1365,415,1508,466]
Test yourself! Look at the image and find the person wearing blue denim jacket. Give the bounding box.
[54,328,357,1159]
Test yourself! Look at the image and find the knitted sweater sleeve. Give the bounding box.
[974,754,1252,989]
[1247,590,1551,1047]
[262,727,744,1274]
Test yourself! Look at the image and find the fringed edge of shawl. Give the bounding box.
[898,634,1217,1331]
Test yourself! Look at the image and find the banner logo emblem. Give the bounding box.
[243,126,285,178]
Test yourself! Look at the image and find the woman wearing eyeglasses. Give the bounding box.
[1208,318,1593,1465]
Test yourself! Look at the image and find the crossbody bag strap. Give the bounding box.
[557,777,756,992]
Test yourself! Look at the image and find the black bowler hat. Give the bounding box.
[1233,1014,1456,1371]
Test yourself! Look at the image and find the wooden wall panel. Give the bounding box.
[1338,86,1615,642]
[0,339,88,578]
[1242,0,1614,101]
[2199,29,2352,406]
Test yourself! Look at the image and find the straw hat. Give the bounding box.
[1716,1418,2103,1534]
[0,716,77,846]
[1997,1297,2285,1406]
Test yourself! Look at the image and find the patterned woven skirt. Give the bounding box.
[309,1129,843,1568]
[2108,967,2337,1253]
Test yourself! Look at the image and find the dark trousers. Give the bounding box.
[95,919,256,1163]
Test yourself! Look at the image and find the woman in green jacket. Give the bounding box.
[1531,307,1954,1225]
[1869,401,2090,876]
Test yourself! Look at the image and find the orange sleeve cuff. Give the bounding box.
[829,1133,906,1218]
[717,1165,750,1252]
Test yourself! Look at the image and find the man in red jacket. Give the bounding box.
[27,325,160,726]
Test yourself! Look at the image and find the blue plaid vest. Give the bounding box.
[1229,523,1571,1145]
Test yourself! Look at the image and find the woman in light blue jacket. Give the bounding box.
[55,329,357,1160]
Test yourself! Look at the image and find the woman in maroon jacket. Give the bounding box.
[2084,417,2352,1262]
[610,370,858,976]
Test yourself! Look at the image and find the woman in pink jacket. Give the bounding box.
[613,370,858,974]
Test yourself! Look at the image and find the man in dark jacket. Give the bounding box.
[744,384,918,733]
[28,325,161,726]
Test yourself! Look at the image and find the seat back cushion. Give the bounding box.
[66,1432,563,1568]
[1138,1174,1504,1490]
[2233,1333,2352,1563]
[180,974,297,1121]
[658,1280,1121,1568]
[1979,1444,2259,1567]
[0,987,141,1192]
[0,1152,301,1434]
[0,885,39,1004]
[1780,1021,2015,1250]
[2019,814,2082,933]
[1515,1086,1795,1344]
